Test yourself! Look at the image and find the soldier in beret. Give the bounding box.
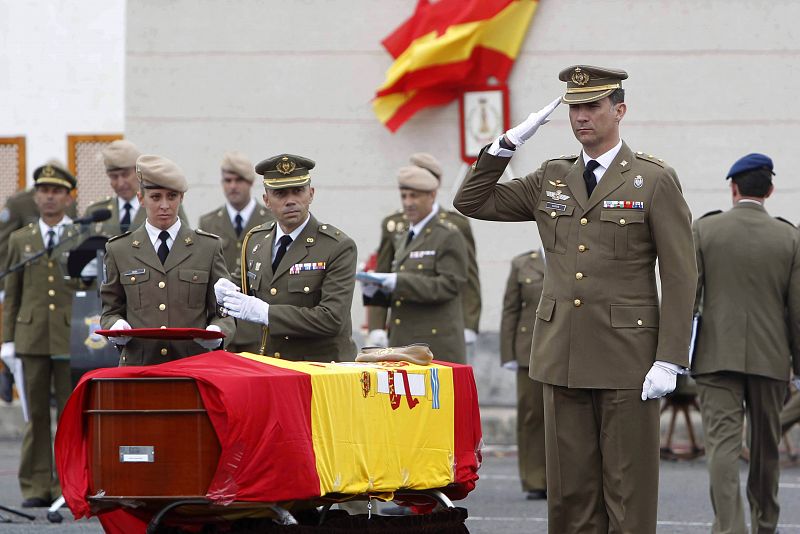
[364,153,481,349]
[1,163,79,507]
[216,154,357,362]
[100,155,235,365]
[84,139,188,238]
[692,153,800,533]
[198,151,273,353]
[500,249,547,500]
[454,65,697,532]
[362,166,468,363]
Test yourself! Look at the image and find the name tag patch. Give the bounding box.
[122,268,146,276]
[409,250,436,259]
[603,200,644,209]
[289,262,326,275]
[545,202,567,212]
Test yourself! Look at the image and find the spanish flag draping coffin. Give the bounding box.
[56,351,482,521]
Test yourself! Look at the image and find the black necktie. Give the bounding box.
[405,230,415,247]
[120,202,132,232]
[46,229,56,256]
[234,213,244,237]
[272,235,293,273]
[157,230,170,265]
[583,160,601,197]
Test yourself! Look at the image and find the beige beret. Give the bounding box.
[221,150,256,183]
[408,152,442,180]
[135,154,188,193]
[397,166,438,192]
[102,140,142,171]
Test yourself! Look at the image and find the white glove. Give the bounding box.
[80,258,98,278]
[215,277,239,303]
[222,291,269,325]
[641,360,680,401]
[791,375,800,391]
[194,324,223,350]
[0,290,5,304]
[366,329,388,348]
[108,319,132,346]
[367,272,397,292]
[464,329,477,345]
[1,342,15,369]
[502,361,519,372]
[504,97,561,147]
[360,282,382,299]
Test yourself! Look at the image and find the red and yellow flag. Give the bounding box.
[374,0,538,132]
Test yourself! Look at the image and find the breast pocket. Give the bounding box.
[287,273,324,306]
[537,202,575,254]
[178,269,209,309]
[600,210,645,259]
[120,270,150,310]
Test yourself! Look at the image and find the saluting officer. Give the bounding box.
[363,166,468,363]
[1,163,79,507]
[216,154,357,362]
[198,151,273,353]
[100,155,235,365]
[500,249,547,500]
[692,153,800,534]
[85,139,188,237]
[365,152,481,348]
[453,65,696,533]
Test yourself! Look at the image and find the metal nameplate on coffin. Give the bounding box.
[119,445,154,463]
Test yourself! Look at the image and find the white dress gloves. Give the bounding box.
[214,278,238,303]
[505,97,562,147]
[108,319,132,346]
[367,273,397,293]
[641,360,681,401]
[464,329,477,345]
[502,361,519,372]
[366,329,389,348]
[222,291,270,325]
[1,342,16,369]
[194,324,222,349]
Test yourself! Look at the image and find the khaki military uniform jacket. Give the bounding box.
[369,207,481,332]
[386,217,468,363]
[199,203,273,350]
[454,142,697,389]
[100,223,235,365]
[242,215,357,362]
[84,196,188,238]
[692,203,800,379]
[501,250,545,367]
[2,222,80,355]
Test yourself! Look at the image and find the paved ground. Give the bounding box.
[0,437,799,533]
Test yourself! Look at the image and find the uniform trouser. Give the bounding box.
[780,390,800,434]
[19,354,71,501]
[517,369,546,491]
[695,372,785,534]
[543,384,659,534]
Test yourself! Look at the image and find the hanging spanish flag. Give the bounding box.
[373,0,538,132]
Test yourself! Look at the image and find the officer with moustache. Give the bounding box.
[1,163,79,507]
[216,154,357,362]
[198,151,273,353]
[453,65,696,533]
[100,155,235,365]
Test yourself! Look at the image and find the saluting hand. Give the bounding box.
[504,96,562,148]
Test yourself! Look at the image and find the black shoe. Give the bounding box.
[526,490,547,500]
[21,497,50,508]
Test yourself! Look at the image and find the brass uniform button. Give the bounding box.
[637,319,643,326]
[121,356,127,363]
[431,328,437,334]
[130,276,136,282]
[48,303,55,311]
[574,299,582,307]
[578,244,586,252]
[520,326,527,332]
[525,278,531,284]
[303,286,310,293]
[399,265,405,271]
[236,242,242,249]
[192,275,198,281]
[550,211,557,218]
[160,325,167,329]
[159,303,166,311]
[394,318,401,325]
[48,261,53,268]
[580,218,588,226]
[47,275,54,282]
[158,281,166,288]
[619,218,626,225]
[48,289,56,296]
[395,300,401,307]
[575,272,584,280]
[270,288,277,295]
[160,348,168,356]
[284,336,289,340]
[417,264,423,269]
[274,352,281,359]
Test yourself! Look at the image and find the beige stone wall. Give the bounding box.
[126,0,800,332]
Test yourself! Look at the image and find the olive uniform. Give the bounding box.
[198,202,273,352]
[100,223,236,365]
[368,207,480,332]
[242,215,357,362]
[500,250,546,494]
[692,203,800,534]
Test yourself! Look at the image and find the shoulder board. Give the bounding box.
[195,229,220,239]
[634,152,668,168]
[107,230,131,243]
[434,219,459,232]
[383,211,405,223]
[514,249,538,261]
[549,154,579,162]
[699,209,722,219]
[318,223,346,241]
[248,221,275,235]
[775,216,796,227]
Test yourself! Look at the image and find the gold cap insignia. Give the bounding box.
[277,157,296,175]
[42,165,56,177]
[571,67,590,86]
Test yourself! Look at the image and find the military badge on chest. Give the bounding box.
[546,179,571,201]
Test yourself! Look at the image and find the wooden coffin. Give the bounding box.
[86,377,221,501]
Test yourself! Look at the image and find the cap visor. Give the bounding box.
[562,89,615,105]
